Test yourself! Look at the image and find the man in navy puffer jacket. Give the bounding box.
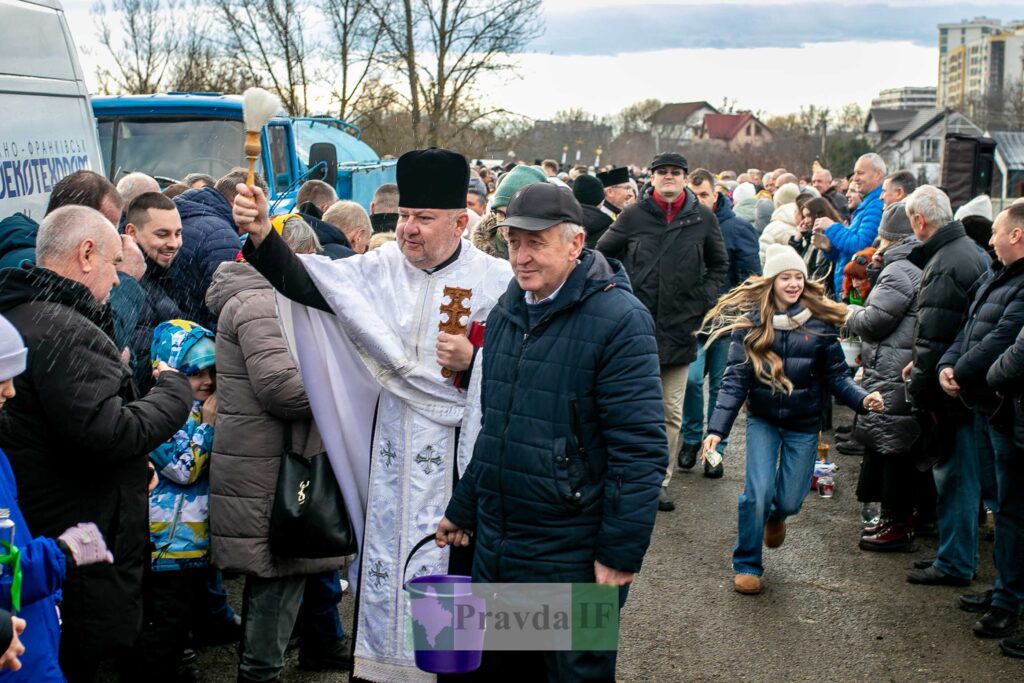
[170,177,244,329]
[439,184,667,680]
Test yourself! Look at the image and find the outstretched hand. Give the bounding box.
[232,183,273,246]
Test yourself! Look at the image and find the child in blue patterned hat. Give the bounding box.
[126,319,217,681]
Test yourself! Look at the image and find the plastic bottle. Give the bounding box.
[0,509,14,577]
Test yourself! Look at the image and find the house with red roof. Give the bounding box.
[646,101,719,150]
[698,112,773,151]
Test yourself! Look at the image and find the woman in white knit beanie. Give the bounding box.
[699,245,884,595]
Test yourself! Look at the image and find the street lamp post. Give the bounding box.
[561,144,569,165]
[595,146,603,167]
[575,138,584,162]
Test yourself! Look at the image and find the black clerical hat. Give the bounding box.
[597,166,629,187]
[396,148,470,209]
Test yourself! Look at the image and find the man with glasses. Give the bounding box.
[598,152,728,512]
[0,205,193,681]
[597,166,632,221]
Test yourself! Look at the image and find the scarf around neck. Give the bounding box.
[771,307,812,330]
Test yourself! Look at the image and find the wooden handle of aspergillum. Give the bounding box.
[244,130,261,186]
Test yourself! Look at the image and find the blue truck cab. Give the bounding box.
[91,92,395,212]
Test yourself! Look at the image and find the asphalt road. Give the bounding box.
[116,405,1022,682]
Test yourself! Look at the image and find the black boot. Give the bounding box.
[677,442,699,470]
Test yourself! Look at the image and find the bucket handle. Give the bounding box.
[403,533,440,585]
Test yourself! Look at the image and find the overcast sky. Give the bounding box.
[60,0,1023,120]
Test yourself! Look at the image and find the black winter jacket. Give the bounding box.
[707,306,869,438]
[445,250,667,582]
[907,221,990,414]
[581,204,613,249]
[939,257,1024,430]
[988,324,1024,449]
[714,193,762,295]
[846,238,922,454]
[170,187,242,329]
[298,212,355,260]
[0,265,192,658]
[596,188,728,365]
[130,256,184,392]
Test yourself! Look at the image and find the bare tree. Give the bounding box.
[369,0,543,148]
[91,0,181,94]
[833,102,866,133]
[214,0,313,115]
[1004,79,1024,131]
[167,21,250,94]
[322,0,385,120]
[615,99,662,135]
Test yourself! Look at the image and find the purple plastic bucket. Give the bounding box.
[404,574,485,674]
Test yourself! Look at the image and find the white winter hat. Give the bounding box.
[732,182,756,204]
[763,244,808,280]
[773,182,800,208]
[0,313,27,382]
[954,194,993,221]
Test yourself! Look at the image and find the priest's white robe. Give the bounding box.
[278,239,512,682]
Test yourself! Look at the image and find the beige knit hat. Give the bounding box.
[763,244,808,279]
[773,182,800,208]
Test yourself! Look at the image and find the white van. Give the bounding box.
[0,0,104,221]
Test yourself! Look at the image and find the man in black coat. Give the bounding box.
[900,186,990,590]
[988,292,1024,660]
[597,153,728,511]
[937,204,1024,640]
[680,169,761,478]
[0,206,192,682]
[812,168,849,222]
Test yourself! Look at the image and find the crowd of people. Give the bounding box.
[0,142,1020,683]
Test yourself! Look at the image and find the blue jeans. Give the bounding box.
[297,570,344,644]
[932,418,983,580]
[733,416,819,577]
[682,338,730,448]
[974,415,1000,514]
[988,423,1024,615]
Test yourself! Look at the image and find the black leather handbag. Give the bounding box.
[269,423,356,558]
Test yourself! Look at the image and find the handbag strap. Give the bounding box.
[402,533,440,585]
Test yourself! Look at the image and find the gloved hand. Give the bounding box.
[58,523,114,566]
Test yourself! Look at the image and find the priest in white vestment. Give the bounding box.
[232,149,513,682]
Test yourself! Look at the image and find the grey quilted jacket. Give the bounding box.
[205,261,345,577]
[846,237,922,454]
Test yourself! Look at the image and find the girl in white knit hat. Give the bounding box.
[700,245,885,595]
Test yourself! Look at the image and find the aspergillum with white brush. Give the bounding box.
[242,87,285,187]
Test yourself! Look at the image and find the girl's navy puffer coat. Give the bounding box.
[445,250,668,583]
[707,305,868,438]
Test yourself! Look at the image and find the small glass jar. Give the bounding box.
[817,474,835,498]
